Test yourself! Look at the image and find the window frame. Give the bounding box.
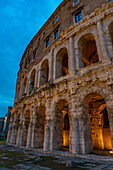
[54,29,59,40]
[73,0,79,6]
[45,38,50,48]
[75,10,82,23]
[55,16,59,22]
[73,6,84,24]
[33,50,37,60]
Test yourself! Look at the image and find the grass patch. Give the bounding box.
[0,138,6,143]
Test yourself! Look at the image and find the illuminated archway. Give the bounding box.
[55,48,68,79]
[78,33,99,68]
[108,21,113,46]
[53,100,70,151]
[40,59,49,86]
[83,92,112,152]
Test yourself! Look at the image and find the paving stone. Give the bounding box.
[35,157,43,161]
[66,161,77,168]
[23,158,31,161]
[1,157,9,160]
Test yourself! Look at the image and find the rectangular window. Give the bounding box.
[74,0,79,5]
[33,51,36,59]
[75,11,82,23]
[54,29,59,39]
[46,38,50,48]
[55,16,59,22]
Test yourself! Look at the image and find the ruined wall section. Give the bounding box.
[7,0,113,154]
[18,0,111,78]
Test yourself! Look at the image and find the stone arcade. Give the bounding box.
[7,0,113,154]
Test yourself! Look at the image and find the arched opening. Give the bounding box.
[83,93,112,153]
[78,33,99,68]
[108,21,113,46]
[53,100,70,151]
[22,110,30,146]
[29,69,36,95]
[56,48,68,79]
[40,59,49,86]
[22,77,27,96]
[32,106,46,148]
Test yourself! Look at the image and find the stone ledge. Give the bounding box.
[7,143,113,162]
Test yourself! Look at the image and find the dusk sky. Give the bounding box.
[0,0,63,117]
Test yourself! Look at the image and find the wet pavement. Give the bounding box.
[0,143,113,169]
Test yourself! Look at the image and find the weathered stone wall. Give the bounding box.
[7,1,113,155]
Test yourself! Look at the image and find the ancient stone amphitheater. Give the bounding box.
[7,0,113,155]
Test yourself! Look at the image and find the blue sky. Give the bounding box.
[0,0,63,117]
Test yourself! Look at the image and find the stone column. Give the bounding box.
[43,124,50,151]
[20,121,26,146]
[16,110,24,146]
[104,28,113,59]
[12,125,17,144]
[48,49,54,82]
[34,68,38,89]
[6,115,13,144]
[19,78,24,99]
[50,123,54,151]
[10,125,15,144]
[53,50,56,81]
[44,102,52,151]
[24,78,28,95]
[16,83,20,101]
[6,126,11,143]
[78,116,86,154]
[26,109,33,148]
[31,107,38,148]
[74,46,81,70]
[26,76,30,95]
[31,124,37,148]
[37,68,41,87]
[71,117,80,154]
[69,36,76,75]
[7,125,12,144]
[10,112,18,144]
[16,125,22,146]
[97,20,110,62]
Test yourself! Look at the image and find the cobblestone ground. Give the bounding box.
[0,144,113,169]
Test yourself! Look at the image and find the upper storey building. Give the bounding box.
[7,0,113,155]
[15,0,113,102]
